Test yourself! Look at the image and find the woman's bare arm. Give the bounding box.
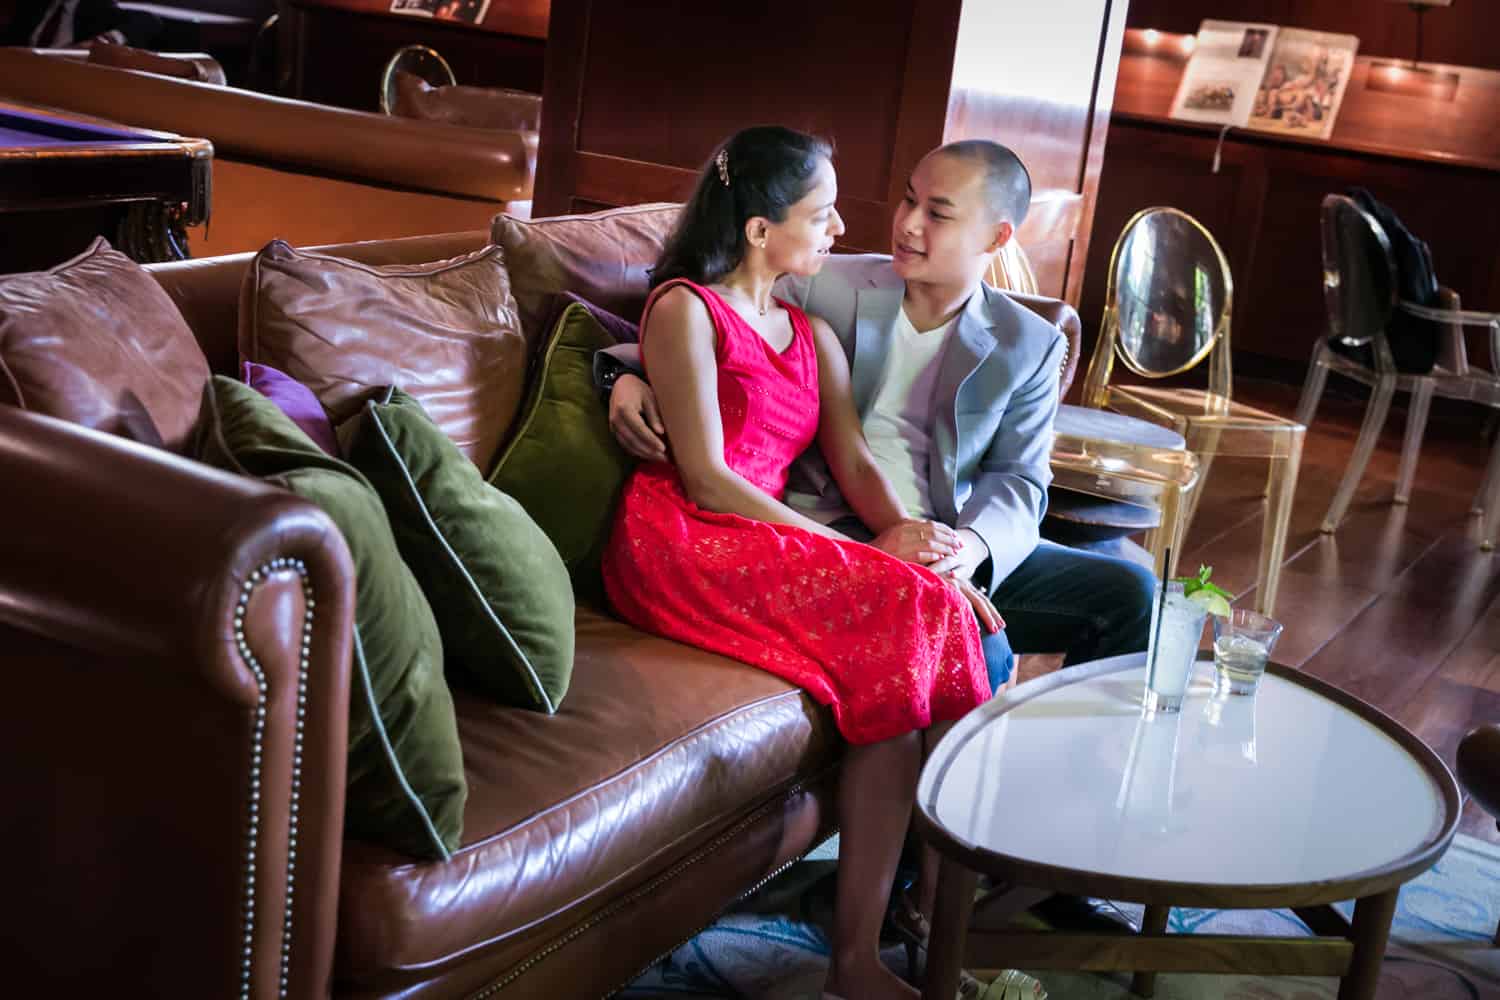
[807,314,962,565]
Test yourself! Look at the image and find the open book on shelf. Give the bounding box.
[1168,20,1360,141]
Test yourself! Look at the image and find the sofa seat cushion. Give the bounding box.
[334,604,841,984]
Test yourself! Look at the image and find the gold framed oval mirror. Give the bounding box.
[1108,207,1233,378]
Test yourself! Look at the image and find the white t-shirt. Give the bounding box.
[863,307,955,519]
[788,306,957,523]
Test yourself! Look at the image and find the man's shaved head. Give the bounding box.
[933,140,1032,227]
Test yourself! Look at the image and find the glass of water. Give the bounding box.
[1211,609,1284,696]
[1143,581,1209,714]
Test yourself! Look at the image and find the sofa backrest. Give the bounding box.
[0,48,534,204]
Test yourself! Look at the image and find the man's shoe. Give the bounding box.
[1030,893,1136,934]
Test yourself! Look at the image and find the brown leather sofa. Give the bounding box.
[0,229,842,998]
[0,47,536,257]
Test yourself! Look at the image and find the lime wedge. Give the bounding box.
[1188,589,1232,618]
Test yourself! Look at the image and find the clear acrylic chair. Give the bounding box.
[1297,193,1500,550]
[1081,207,1306,615]
[987,242,1200,577]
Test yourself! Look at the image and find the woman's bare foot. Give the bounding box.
[825,955,920,1000]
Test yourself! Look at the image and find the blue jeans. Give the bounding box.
[985,539,1156,667]
[830,519,1154,694]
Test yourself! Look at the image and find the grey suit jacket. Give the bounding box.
[778,254,1063,588]
[597,255,1064,589]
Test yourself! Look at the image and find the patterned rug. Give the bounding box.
[620,834,1500,999]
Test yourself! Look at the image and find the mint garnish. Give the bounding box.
[1173,564,1234,602]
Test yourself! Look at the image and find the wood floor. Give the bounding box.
[1106,375,1500,846]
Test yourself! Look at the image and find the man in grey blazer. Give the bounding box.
[601,140,1154,691]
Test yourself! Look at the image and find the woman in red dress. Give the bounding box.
[603,127,1000,1000]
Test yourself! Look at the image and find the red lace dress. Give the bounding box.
[601,280,988,745]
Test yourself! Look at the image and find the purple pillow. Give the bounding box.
[241,360,339,456]
[542,291,640,344]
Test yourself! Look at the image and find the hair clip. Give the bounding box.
[715,149,730,188]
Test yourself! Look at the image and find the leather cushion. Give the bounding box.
[195,376,467,859]
[334,605,840,983]
[490,202,679,349]
[238,239,525,471]
[488,303,634,608]
[0,237,209,452]
[393,72,541,132]
[342,386,575,713]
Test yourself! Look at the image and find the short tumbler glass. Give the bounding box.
[1211,609,1284,696]
[1143,581,1209,714]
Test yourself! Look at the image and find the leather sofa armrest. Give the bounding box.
[0,404,353,999]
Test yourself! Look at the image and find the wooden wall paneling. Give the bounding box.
[941,0,1126,302]
[531,0,585,214]
[1124,0,1500,73]
[881,0,965,235]
[539,0,956,254]
[536,0,1125,304]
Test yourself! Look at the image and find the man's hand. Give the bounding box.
[608,374,668,462]
[928,528,989,581]
[870,518,961,565]
[951,576,1005,634]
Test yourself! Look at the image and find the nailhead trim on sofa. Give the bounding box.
[232,558,314,1000]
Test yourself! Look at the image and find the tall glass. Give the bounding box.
[1211,609,1283,696]
[1143,581,1208,714]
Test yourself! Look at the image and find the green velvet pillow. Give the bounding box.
[194,376,466,860]
[343,386,575,713]
[488,301,634,607]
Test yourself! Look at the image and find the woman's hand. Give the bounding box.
[608,374,668,462]
[950,576,1005,634]
[927,528,989,581]
[870,518,961,565]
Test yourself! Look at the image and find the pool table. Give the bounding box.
[0,99,212,272]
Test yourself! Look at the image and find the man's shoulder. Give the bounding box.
[811,252,901,291]
[978,284,1066,353]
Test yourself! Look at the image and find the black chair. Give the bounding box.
[1296,193,1500,548]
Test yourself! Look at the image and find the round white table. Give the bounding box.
[915,652,1461,1000]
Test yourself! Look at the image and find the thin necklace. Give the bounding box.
[721,283,768,316]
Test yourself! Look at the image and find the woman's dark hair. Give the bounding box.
[651,126,833,289]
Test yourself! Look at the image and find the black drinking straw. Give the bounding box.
[1149,547,1173,671]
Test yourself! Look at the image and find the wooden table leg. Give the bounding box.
[1129,904,1170,998]
[1337,889,1398,1000]
[922,858,979,1000]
